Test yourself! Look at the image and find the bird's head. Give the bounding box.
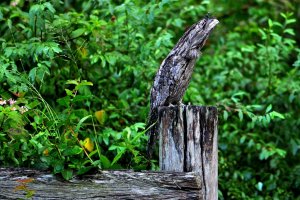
[190,16,219,49]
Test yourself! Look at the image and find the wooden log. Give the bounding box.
[0,168,201,199]
[159,105,218,200]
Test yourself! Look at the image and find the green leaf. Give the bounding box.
[259,148,270,160]
[54,162,64,173]
[269,111,285,119]
[0,64,8,81]
[103,137,109,146]
[256,182,263,191]
[265,114,271,123]
[286,19,296,25]
[105,52,118,65]
[108,145,119,151]
[238,110,243,121]
[91,160,102,168]
[276,149,286,158]
[57,96,71,108]
[272,21,282,28]
[248,105,263,110]
[132,122,146,131]
[131,129,146,144]
[44,2,56,13]
[259,29,267,40]
[88,149,98,158]
[4,47,13,57]
[266,104,272,113]
[71,28,85,38]
[75,81,93,90]
[78,80,93,86]
[75,115,92,133]
[72,94,93,102]
[100,155,111,169]
[63,145,83,156]
[52,46,62,53]
[61,169,73,180]
[223,111,228,120]
[240,135,246,144]
[0,10,3,20]
[36,65,50,82]
[65,89,74,97]
[290,139,300,156]
[66,80,79,85]
[280,13,287,19]
[283,28,295,36]
[7,19,12,29]
[241,45,255,53]
[77,166,93,175]
[111,148,126,166]
[7,111,23,124]
[268,19,273,27]
[47,42,62,54]
[27,100,40,109]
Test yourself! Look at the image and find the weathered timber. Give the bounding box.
[159,105,218,200]
[0,168,201,199]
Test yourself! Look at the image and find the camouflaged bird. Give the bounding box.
[147,16,219,158]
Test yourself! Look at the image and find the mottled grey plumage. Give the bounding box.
[147,16,219,158]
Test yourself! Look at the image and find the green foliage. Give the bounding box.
[187,2,300,199]
[0,0,300,198]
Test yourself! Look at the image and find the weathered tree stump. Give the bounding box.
[159,105,218,200]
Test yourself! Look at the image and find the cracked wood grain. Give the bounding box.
[0,168,202,200]
[159,105,218,200]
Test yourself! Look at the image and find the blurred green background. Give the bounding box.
[1,0,300,199]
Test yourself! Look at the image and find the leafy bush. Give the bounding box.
[0,0,300,198]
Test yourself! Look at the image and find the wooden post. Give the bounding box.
[159,105,218,200]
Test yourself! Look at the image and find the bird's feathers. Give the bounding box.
[146,16,219,158]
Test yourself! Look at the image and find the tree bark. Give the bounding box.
[159,105,218,200]
[0,168,201,200]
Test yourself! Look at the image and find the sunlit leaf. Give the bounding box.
[83,137,94,152]
[66,80,79,85]
[95,110,107,125]
[256,182,263,191]
[266,104,272,113]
